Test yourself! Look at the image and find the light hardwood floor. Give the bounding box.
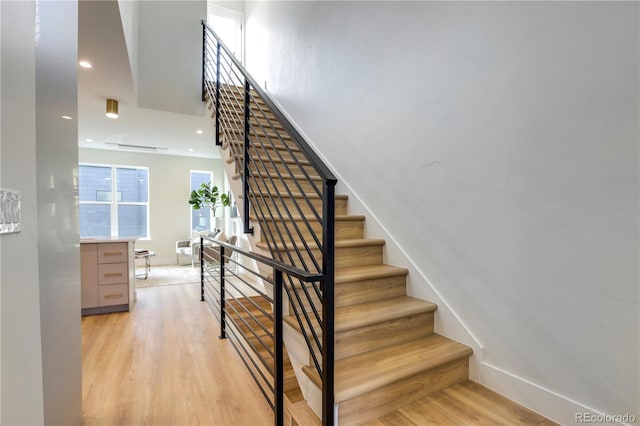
[82,283,273,426]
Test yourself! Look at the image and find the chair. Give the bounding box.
[203,235,238,270]
[175,230,221,267]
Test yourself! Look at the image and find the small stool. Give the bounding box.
[135,249,156,279]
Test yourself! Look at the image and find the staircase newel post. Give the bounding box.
[215,40,221,146]
[200,236,205,302]
[243,79,254,234]
[219,245,227,339]
[274,268,284,426]
[322,182,336,426]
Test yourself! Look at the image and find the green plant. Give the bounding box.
[188,182,230,217]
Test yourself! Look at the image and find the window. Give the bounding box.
[79,164,149,238]
[207,3,244,63]
[191,170,214,232]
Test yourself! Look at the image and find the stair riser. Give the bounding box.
[334,312,434,360]
[303,311,435,364]
[338,358,470,425]
[251,196,348,217]
[268,243,383,273]
[259,218,364,244]
[335,275,406,307]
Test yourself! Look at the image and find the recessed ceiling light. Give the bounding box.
[188,148,194,152]
[79,61,92,69]
[196,130,203,134]
[62,115,72,120]
[85,138,93,142]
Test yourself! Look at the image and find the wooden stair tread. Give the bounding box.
[284,296,436,334]
[335,264,409,284]
[364,380,558,426]
[336,296,436,332]
[227,154,313,168]
[304,335,473,403]
[255,238,384,252]
[225,137,299,152]
[233,171,322,182]
[241,191,348,201]
[222,116,286,130]
[288,400,321,426]
[224,127,294,141]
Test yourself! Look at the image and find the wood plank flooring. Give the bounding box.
[82,283,273,426]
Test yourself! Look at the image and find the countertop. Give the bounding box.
[80,237,138,244]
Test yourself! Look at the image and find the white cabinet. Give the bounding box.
[81,239,136,315]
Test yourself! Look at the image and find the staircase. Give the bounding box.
[201,21,554,426]
[205,88,474,426]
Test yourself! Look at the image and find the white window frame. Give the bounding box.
[79,163,150,239]
[207,2,245,64]
[190,170,215,232]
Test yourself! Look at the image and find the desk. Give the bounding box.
[135,250,156,279]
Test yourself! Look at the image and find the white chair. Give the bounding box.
[175,230,220,267]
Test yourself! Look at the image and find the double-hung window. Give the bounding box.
[190,170,214,232]
[79,164,149,238]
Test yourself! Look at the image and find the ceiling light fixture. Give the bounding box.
[106,99,118,119]
[196,130,203,134]
[79,61,93,69]
[188,148,194,152]
[85,138,93,142]
[62,115,72,120]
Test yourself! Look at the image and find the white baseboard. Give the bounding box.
[480,362,637,426]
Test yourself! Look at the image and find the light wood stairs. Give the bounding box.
[208,88,553,425]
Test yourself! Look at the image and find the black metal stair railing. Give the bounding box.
[201,21,337,426]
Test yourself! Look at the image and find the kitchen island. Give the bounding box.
[80,238,137,316]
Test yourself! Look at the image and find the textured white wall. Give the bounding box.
[79,149,226,264]
[0,2,45,424]
[245,1,639,423]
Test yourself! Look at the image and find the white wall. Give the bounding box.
[118,0,139,95]
[245,1,639,423]
[138,0,207,116]
[1,1,82,424]
[210,0,244,14]
[0,2,45,424]
[35,1,82,424]
[79,149,226,264]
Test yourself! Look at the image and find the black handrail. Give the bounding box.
[202,236,323,282]
[202,20,336,426]
[202,20,337,186]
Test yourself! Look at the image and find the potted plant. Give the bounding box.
[188,182,231,229]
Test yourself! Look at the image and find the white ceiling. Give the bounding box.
[77,0,218,159]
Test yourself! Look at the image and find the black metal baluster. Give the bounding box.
[200,236,205,302]
[243,79,254,234]
[219,245,227,339]
[201,25,206,101]
[274,269,284,426]
[215,41,221,146]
